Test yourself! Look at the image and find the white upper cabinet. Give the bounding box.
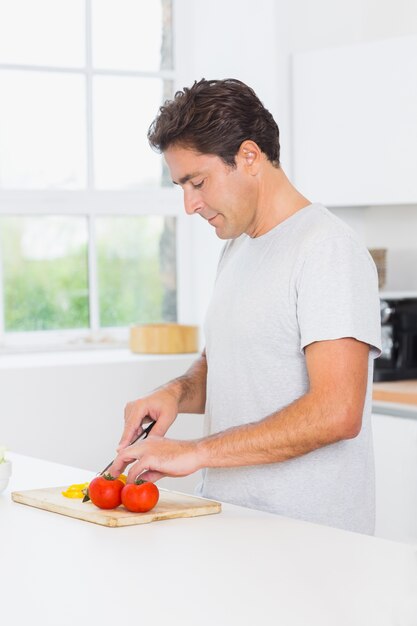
[292,36,417,206]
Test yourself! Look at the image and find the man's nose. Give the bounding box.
[183,188,203,215]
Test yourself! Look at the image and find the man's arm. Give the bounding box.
[197,338,369,467]
[162,349,207,414]
[110,338,370,482]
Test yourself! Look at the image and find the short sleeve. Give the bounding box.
[296,235,382,358]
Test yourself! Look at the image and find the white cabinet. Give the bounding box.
[292,36,417,206]
[372,412,417,544]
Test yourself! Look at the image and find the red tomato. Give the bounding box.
[121,479,159,513]
[88,474,124,509]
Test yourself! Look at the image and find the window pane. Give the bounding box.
[0,71,86,189]
[92,0,173,72]
[96,216,177,327]
[0,216,89,331]
[0,0,85,67]
[93,76,164,189]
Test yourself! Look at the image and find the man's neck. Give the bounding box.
[248,167,311,238]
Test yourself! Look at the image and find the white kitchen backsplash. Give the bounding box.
[384,248,417,291]
[331,204,417,291]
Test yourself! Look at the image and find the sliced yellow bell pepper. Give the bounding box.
[62,482,89,499]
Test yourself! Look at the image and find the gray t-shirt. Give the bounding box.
[198,203,382,534]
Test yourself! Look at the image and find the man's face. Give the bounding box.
[164,144,257,239]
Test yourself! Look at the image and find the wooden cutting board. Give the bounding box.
[11,486,221,527]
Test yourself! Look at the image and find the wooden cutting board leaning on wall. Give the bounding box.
[12,487,221,527]
[129,324,199,354]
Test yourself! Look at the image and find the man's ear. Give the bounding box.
[237,140,261,173]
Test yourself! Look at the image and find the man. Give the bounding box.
[109,79,381,534]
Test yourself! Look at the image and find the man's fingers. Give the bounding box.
[110,437,166,482]
[148,414,174,438]
[126,460,147,484]
[117,429,135,451]
[107,448,138,477]
[117,422,145,451]
[138,470,166,483]
[107,461,127,478]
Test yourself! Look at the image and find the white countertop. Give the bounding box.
[1,453,417,626]
[373,400,417,420]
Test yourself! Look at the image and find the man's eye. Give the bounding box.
[192,180,204,189]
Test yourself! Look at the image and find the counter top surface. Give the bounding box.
[1,453,417,626]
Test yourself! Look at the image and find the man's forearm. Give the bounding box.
[196,390,359,468]
[162,351,207,414]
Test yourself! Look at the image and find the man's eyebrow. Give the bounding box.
[172,172,201,185]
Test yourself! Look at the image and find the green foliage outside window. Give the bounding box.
[1,217,89,331]
[0,215,176,332]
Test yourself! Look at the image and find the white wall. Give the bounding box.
[333,205,417,291]
[365,205,417,291]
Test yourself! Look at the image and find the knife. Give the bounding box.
[82,418,156,502]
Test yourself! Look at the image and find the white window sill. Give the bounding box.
[0,348,199,370]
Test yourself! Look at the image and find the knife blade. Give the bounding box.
[82,418,156,502]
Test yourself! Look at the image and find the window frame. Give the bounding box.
[0,0,193,352]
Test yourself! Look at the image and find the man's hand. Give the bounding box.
[117,350,208,452]
[117,388,180,452]
[109,436,201,483]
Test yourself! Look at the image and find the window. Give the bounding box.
[0,0,182,351]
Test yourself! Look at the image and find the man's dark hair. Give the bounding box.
[148,78,280,168]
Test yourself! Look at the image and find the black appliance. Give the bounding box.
[374,295,417,381]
